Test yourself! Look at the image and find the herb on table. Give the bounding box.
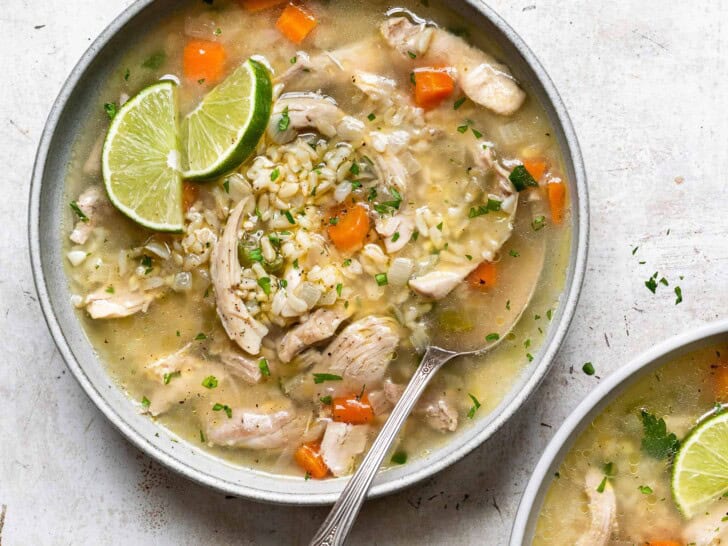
[640,409,680,459]
[582,362,595,376]
[467,393,481,418]
[142,51,166,69]
[278,106,290,132]
[163,371,181,385]
[313,373,343,384]
[509,165,539,192]
[259,358,270,376]
[391,451,407,465]
[645,275,658,294]
[638,485,653,495]
[70,201,89,222]
[632,246,639,255]
[675,286,683,305]
[202,376,218,389]
[213,403,233,419]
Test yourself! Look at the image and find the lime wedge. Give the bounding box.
[672,411,728,518]
[181,58,272,181]
[102,80,183,232]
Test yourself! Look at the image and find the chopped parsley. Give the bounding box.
[645,275,658,294]
[349,162,360,175]
[596,476,607,493]
[124,68,130,81]
[391,232,400,242]
[141,396,151,408]
[212,403,233,419]
[163,371,181,385]
[509,249,520,258]
[222,179,230,193]
[367,112,376,121]
[141,255,153,274]
[202,376,218,389]
[194,332,207,341]
[284,210,295,224]
[675,286,683,305]
[532,215,546,231]
[526,353,534,362]
[487,198,502,211]
[472,128,483,139]
[329,217,339,225]
[375,273,388,286]
[582,362,595,375]
[457,124,469,134]
[407,50,417,59]
[319,395,333,405]
[411,231,420,242]
[343,258,352,267]
[466,393,481,419]
[313,373,343,384]
[257,277,272,295]
[638,485,653,495]
[468,205,489,218]
[368,187,377,201]
[485,333,500,342]
[391,451,408,465]
[70,201,89,222]
[199,430,206,443]
[632,246,639,255]
[290,56,297,64]
[142,51,166,69]
[270,167,280,181]
[640,409,680,459]
[436,222,443,231]
[453,97,466,110]
[105,286,115,294]
[509,165,539,192]
[292,258,299,269]
[351,181,362,189]
[259,358,270,376]
[214,27,222,36]
[278,106,290,132]
[103,102,117,120]
[336,283,343,297]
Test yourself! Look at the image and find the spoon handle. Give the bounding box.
[309,346,457,546]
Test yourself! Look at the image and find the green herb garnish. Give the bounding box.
[313,373,343,384]
[640,409,680,459]
[467,393,481,419]
[142,51,166,69]
[163,371,181,385]
[213,403,233,418]
[391,451,407,465]
[509,165,539,192]
[202,376,218,389]
[582,362,595,375]
[259,358,270,376]
[69,201,89,222]
[375,273,388,286]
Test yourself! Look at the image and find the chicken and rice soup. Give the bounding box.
[534,343,728,546]
[64,0,571,479]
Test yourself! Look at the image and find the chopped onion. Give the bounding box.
[172,272,192,292]
[142,276,165,291]
[67,250,87,267]
[387,257,414,287]
[318,289,337,306]
[144,241,171,260]
[296,282,322,309]
[334,181,352,203]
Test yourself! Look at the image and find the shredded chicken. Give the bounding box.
[576,469,618,546]
[375,213,415,253]
[324,316,400,390]
[205,406,308,450]
[277,306,351,363]
[211,199,269,355]
[320,421,370,477]
[70,186,111,245]
[84,286,156,319]
[381,17,526,116]
[682,500,728,545]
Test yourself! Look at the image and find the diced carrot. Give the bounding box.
[183,40,226,84]
[294,442,329,479]
[275,3,317,44]
[522,158,548,181]
[644,541,682,546]
[714,364,728,401]
[414,70,455,110]
[467,261,497,289]
[547,182,566,225]
[238,0,287,11]
[327,202,370,253]
[182,181,199,211]
[332,394,375,425]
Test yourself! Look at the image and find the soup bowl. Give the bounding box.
[29,0,588,505]
[510,319,728,544]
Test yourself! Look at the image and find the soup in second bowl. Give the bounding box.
[534,343,728,545]
[63,0,571,480]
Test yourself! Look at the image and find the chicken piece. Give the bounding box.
[218,347,262,384]
[422,398,459,432]
[376,214,415,254]
[277,306,351,363]
[576,469,617,546]
[84,286,156,319]
[143,344,209,416]
[381,18,526,116]
[205,406,307,450]
[682,500,728,545]
[320,421,370,477]
[70,186,111,245]
[352,70,398,103]
[372,151,409,194]
[324,316,400,390]
[210,199,269,355]
[408,267,472,300]
[267,93,365,144]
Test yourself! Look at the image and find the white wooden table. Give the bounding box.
[1,1,727,543]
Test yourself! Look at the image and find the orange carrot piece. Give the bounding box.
[327,202,370,253]
[714,365,728,401]
[522,158,548,181]
[294,442,329,479]
[276,3,317,44]
[238,0,287,11]
[332,394,375,425]
[547,182,566,225]
[183,39,226,84]
[414,70,455,110]
[467,261,497,289]
[182,181,199,211]
[644,541,682,546]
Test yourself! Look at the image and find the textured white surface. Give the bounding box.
[1,1,727,544]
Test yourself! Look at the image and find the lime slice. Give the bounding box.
[672,411,728,518]
[181,58,272,180]
[102,80,183,232]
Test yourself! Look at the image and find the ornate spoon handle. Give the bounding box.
[309,346,456,546]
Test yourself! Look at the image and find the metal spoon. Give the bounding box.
[310,207,546,546]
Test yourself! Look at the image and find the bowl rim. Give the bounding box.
[509,319,728,544]
[28,0,589,505]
